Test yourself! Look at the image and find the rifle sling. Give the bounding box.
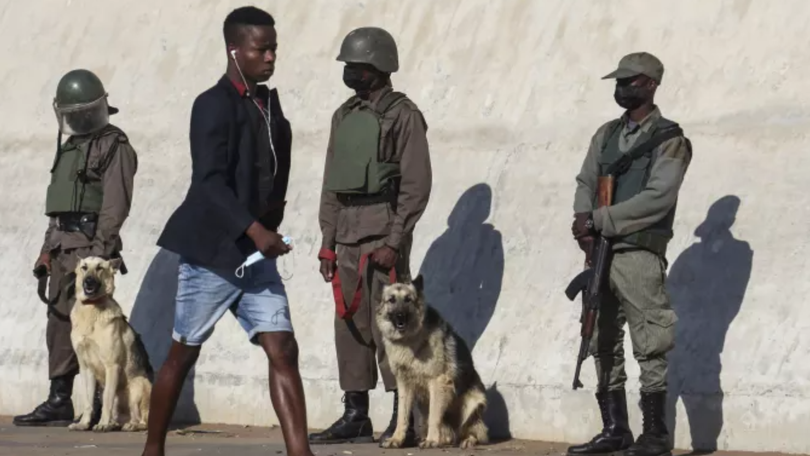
[603,125,684,177]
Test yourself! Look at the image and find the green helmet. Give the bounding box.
[336,27,399,73]
[53,69,117,136]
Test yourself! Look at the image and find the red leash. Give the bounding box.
[320,249,396,319]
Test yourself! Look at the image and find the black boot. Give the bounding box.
[13,375,75,427]
[567,389,634,455]
[309,391,375,444]
[378,389,417,448]
[625,391,672,456]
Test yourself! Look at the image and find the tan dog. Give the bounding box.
[376,275,489,449]
[68,256,153,432]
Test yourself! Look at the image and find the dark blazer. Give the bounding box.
[157,75,292,270]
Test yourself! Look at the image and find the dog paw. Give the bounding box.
[459,437,478,450]
[122,422,145,432]
[92,422,121,433]
[380,437,404,449]
[68,422,91,432]
[419,438,441,449]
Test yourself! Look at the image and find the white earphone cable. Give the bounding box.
[231,50,290,280]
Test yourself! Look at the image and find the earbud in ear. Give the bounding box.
[230,49,237,58]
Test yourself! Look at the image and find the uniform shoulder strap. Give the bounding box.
[604,121,684,176]
[373,91,408,116]
[335,95,360,121]
[598,118,624,154]
[87,124,134,173]
[93,124,129,143]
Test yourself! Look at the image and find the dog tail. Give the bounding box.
[459,387,489,445]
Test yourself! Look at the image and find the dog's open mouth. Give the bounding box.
[391,311,409,331]
[82,276,100,297]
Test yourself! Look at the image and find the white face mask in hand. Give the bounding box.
[234,236,293,279]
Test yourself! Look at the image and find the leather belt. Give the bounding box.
[336,192,395,207]
[56,213,97,232]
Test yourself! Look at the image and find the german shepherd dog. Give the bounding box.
[376,275,489,449]
[68,256,153,432]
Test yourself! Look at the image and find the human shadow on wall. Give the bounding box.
[664,195,752,452]
[128,248,201,427]
[416,183,509,440]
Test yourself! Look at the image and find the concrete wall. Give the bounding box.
[0,0,807,453]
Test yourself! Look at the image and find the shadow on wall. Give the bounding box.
[416,183,509,440]
[128,248,201,427]
[665,195,753,452]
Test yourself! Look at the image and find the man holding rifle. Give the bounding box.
[566,52,692,456]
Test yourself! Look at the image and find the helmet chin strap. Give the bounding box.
[50,130,62,173]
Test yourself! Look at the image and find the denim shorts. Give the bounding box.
[172,256,293,347]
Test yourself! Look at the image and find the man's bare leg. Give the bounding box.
[141,341,200,456]
[258,332,315,456]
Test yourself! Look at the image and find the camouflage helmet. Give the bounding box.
[336,26,399,73]
[53,69,117,136]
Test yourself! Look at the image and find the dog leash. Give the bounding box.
[34,273,72,322]
[330,252,396,320]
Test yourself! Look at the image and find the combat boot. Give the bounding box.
[378,389,417,448]
[567,389,634,455]
[13,374,75,427]
[625,391,672,456]
[309,391,375,444]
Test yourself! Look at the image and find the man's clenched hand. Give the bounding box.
[370,245,397,270]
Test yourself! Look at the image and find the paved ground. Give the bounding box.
[0,416,801,456]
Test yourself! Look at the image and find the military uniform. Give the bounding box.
[310,27,432,447]
[14,69,138,427]
[568,53,692,456]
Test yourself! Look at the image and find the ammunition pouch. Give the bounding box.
[56,212,98,240]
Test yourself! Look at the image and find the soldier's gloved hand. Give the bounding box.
[34,252,51,275]
[370,245,397,270]
[319,259,336,282]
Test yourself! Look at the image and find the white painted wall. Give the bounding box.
[0,0,807,452]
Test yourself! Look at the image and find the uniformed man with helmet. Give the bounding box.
[311,27,432,447]
[13,69,139,428]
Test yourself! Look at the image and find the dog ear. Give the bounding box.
[109,257,123,272]
[411,274,424,293]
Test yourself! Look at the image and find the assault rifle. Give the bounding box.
[564,176,614,390]
[563,121,686,390]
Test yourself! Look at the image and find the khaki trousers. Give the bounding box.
[333,234,413,392]
[588,249,678,393]
[45,247,89,379]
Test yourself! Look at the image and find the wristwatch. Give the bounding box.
[584,214,595,232]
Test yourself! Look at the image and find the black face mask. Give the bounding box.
[613,84,650,110]
[343,66,375,92]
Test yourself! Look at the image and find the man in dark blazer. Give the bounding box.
[141,7,314,456]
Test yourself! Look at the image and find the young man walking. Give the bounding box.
[141,7,312,456]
